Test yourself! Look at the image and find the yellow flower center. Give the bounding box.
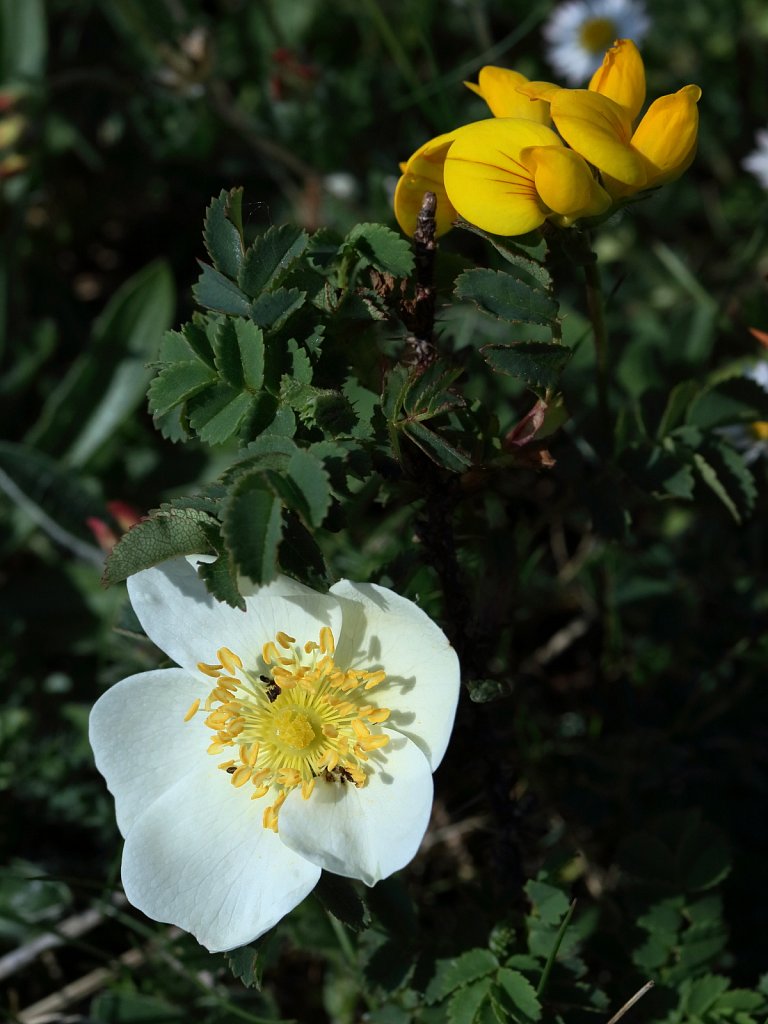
[578,18,616,55]
[751,420,768,440]
[187,626,391,832]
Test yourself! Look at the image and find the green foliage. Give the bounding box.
[4,4,768,1021]
[103,508,216,585]
[454,269,558,327]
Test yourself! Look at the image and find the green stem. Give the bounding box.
[583,250,610,435]
[328,915,376,1012]
[536,899,576,998]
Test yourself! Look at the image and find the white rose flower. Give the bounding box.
[89,556,460,952]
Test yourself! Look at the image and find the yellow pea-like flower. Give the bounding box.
[588,38,646,121]
[394,130,460,238]
[464,66,551,123]
[550,39,701,197]
[443,118,610,236]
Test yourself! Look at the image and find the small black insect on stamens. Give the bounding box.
[260,674,281,703]
[320,766,354,785]
[226,766,237,774]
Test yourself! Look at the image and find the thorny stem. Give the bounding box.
[404,190,439,368]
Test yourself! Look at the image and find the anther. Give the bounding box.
[217,647,243,673]
[262,641,280,665]
[231,766,253,787]
[197,662,222,678]
[184,698,201,721]
[319,626,335,654]
[276,631,296,649]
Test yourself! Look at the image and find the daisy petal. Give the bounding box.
[121,766,321,952]
[278,731,433,886]
[330,579,460,770]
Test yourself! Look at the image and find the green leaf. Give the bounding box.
[656,379,700,437]
[28,261,174,458]
[404,363,465,419]
[426,949,499,1005]
[495,969,542,1022]
[223,475,282,583]
[103,511,215,586]
[314,873,370,932]
[196,549,244,611]
[693,442,757,524]
[524,881,570,926]
[456,269,558,326]
[212,319,244,388]
[211,318,265,393]
[676,817,732,891]
[224,931,278,990]
[448,977,494,1024]
[406,420,472,472]
[467,679,507,703]
[204,188,244,280]
[681,975,730,1016]
[687,376,768,430]
[482,343,571,394]
[148,361,217,418]
[235,319,266,391]
[289,338,313,384]
[456,223,552,291]
[1,0,46,83]
[286,449,331,527]
[238,224,309,296]
[278,511,329,588]
[0,441,105,561]
[344,222,415,276]
[188,384,254,445]
[66,261,175,466]
[713,989,767,1013]
[314,392,359,435]
[182,317,217,368]
[250,287,306,331]
[194,261,252,316]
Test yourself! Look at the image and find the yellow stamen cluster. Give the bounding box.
[187,629,390,832]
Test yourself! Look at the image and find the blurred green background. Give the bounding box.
[2,1,768,1022]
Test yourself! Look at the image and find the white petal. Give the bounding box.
[89,668,207,836]
[330,580,460,770]
[127,556,343,676]
[278,731,433,886]
[121,765,321,952]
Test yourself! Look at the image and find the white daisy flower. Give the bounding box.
[543,0,651,84]
[743,129,768,189]
[89,556,460,952]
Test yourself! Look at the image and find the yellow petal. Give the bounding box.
[443,118,561,236]
[517,80,563,108]
[588,39,646,123]
[550,89,646,187]
[630,84,702,187]
[522,146,612,220]
[394,130,459,237]
[464,66,550,123]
